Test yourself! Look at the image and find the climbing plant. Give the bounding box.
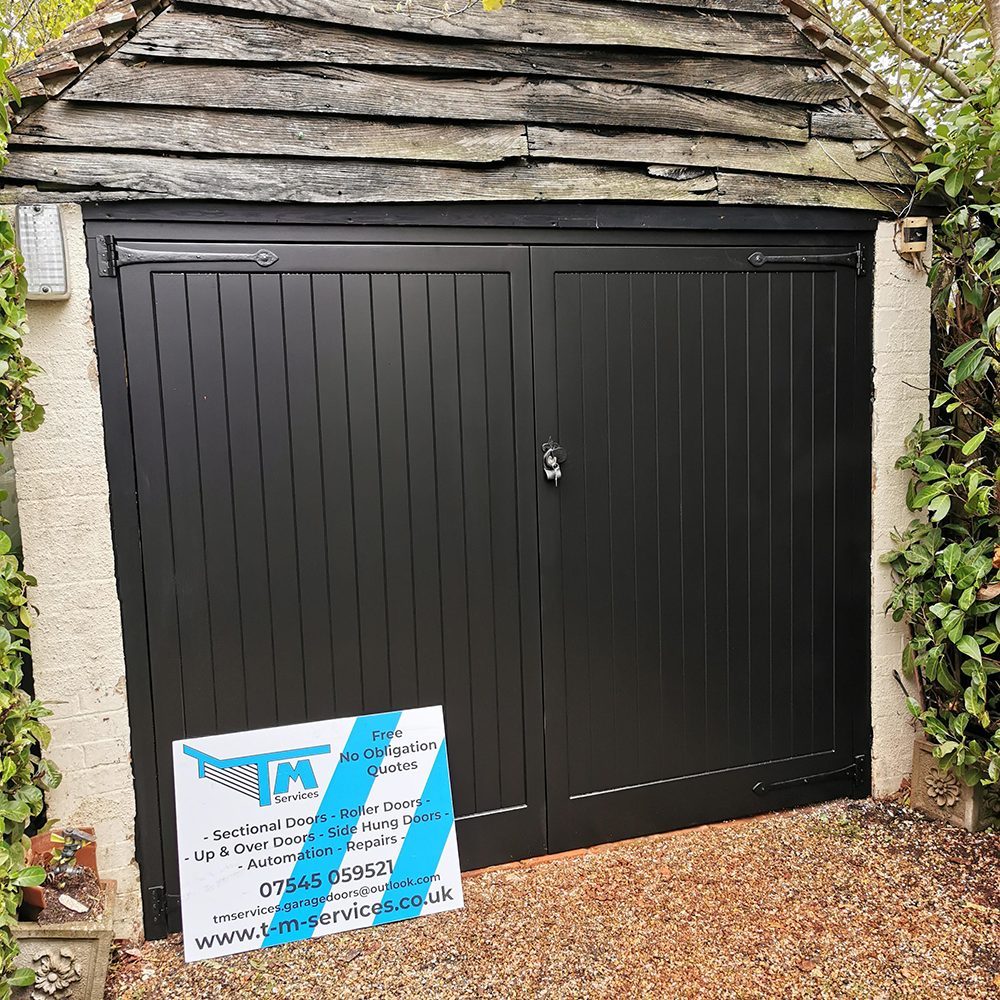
[882,73,1000,793]
[0,34,57,1000]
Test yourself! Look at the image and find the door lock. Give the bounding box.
[541,439,567,486]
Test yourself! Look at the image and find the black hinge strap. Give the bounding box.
[748,244,864,276]
[147,884,168,921]
[752,754,867,796]
[96,237,280,277]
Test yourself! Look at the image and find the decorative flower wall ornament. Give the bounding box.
[30,949,82,999]
[924,768,961,809]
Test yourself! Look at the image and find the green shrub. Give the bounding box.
[0,44,56,1000]
[883,73,1000,792]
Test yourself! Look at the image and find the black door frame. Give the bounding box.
[84,204,875,939]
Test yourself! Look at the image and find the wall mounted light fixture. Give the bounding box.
[15,204,70,300]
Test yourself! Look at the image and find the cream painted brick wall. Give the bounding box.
[871,220,932,796]
[13,205,142,938]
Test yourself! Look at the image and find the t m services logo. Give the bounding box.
[182,744,331,807]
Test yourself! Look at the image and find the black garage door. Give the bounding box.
[91,227,871,938]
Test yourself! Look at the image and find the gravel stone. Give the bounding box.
[106,800,1000,999]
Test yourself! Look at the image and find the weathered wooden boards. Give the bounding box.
[14,102,911,189]
[189,0,817,58]
[529,127,912,184]
[811,108,887,141]
[0,153,720,203]
[717,171,904,211]
[15,104,532,163]
[617,0,786,12]
[124,10,842,104]
[3,0,919,210]
[70,59,810,142]
[1,147,908,211]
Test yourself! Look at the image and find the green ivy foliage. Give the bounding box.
[0,38,56,1000]
[883,72,1000,793]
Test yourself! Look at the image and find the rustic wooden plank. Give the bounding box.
[12,103,530,163]
[185,0,817,59]
[0,151,721,203]
[616,0,785,12]
[527,126,912,184]
[68,59,810,142]
[125,10,841,105]
[717,170,905,211]
[811,108,884,141]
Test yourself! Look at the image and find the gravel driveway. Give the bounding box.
[107,800,999,999]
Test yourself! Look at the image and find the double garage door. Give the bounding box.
[92,228,871,937]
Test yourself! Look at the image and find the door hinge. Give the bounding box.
[96,234,118,277]
[147,884,168,923]
[748,244,865,277]
[752,754,868,796]
[96,236,280,278]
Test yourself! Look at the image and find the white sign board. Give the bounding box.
[173,706,464,962]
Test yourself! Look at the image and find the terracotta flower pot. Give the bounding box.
[28,828,99,878]
[20,828,100,922]
[19,885,45,919]
[911,738,998,832]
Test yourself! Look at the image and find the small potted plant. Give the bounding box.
[12,828,115,1000]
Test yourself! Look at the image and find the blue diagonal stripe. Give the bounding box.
[373,739,455,926]
[262,710,402,947]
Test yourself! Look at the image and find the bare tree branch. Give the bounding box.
[855,0,973,97]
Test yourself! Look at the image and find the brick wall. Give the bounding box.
[13,205,141,938]
[870,220,932,796]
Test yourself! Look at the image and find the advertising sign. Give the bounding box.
[173,706,464,962]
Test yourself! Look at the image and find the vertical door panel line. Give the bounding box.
[182,274,221,732]
[425,275,447,718]
[398,274,420,707]
[339,274,367,706]
[245,276,278,718]
[452,275,478,813]
[368,275,394,708]
[832,272,839,744]
[308,276,338,714]
[628,277,640,778]
[479,275,504,808]
[215,274,252,729]
[280,274,310,722]
[810,272,816,750]
[579,275,596,791]
[149,272,189,736]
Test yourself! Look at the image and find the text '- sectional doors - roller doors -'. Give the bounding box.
[101,243,545,934]
[531,245,872,853]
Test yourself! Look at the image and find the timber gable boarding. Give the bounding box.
[3,0,925,208]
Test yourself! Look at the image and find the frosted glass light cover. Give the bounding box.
[15,205,69,299]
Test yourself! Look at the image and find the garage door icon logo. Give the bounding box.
[182,744,331,807]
